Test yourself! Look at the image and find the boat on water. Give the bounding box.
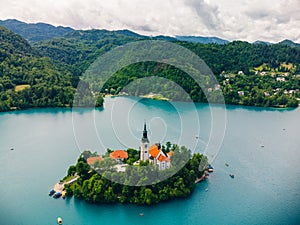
[61,191,66,199]
[57,217,63,224]
[139,213,144,216]
[53,192,61,198]
[49,189,55,196]
[229,174,235,179]
[225,163,229,167]
[207,164,214,172]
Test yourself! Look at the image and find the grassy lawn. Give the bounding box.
[15,84,30,92]
[62,175,76,183]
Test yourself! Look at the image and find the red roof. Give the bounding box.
[110,150,128,159]
[87,156,102,166]
[167,151,174,157]
[149,144,160,158]
[157,154,170,162]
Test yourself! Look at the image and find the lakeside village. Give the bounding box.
[217,68,300,107]
[102,68,300,109]
[49,123,214,203]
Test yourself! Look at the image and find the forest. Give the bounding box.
[0,26,103,111]
[1,22,300,111]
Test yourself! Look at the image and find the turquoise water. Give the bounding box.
[0,97,300,225]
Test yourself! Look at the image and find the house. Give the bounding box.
[110,150,128,161]
[276,77,286,82]
[282,72,289,77]
[264,92,270,97]
[289,90,295,95]
[140,123,172,170]
[238,91,244,96]
[87,156,102,166]
[207,88,213,92]
[238,71,244,75]
[148,143,172,170]
[260,71,267,76]
[214,84,221,90]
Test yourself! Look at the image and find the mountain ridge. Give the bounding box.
[0,19,74,42]
[175,35,229,44]
[1,19,299,46]
[0,21,300,111]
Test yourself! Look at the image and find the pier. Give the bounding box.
[52,175,80,196]
[195,171,209,183]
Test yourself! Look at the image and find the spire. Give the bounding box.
[143,122,147,139]
[142,122,149,143]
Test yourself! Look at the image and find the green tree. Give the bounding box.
[67,165,76,176]
[76,161,90,178]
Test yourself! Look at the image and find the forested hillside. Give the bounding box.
[0,26,78,111]
[1,21,300,110]
[34,30,300,108]
[33,29,147,77]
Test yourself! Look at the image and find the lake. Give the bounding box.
[0,97,299,225]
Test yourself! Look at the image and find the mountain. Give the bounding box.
[253,40,272,45]
[153,35,177,41]
[62,28,145,41]
[114,29,145,37]
[278,39,300,48]
[1,20,300,110]
[33,29,149,76]
[0,25,80,111]
[0,25,34,56]
[0,19,74,42]
[2,19,299,48]
[175,35,229,44]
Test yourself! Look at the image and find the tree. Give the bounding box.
[76,161,90,177]
[67,165,76,176]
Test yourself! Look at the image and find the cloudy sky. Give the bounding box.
[0,0,299,43]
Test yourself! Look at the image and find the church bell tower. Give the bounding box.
[140,122,150,161]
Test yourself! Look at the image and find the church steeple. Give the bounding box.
[140,122,149,161]
[142,122,148,141]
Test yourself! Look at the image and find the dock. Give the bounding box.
[195,171,209,183]
[53,182,65,192]
[51,175,80,197]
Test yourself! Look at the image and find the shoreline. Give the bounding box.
[0,95,298,113]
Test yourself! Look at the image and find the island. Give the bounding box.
[59,123,210,205]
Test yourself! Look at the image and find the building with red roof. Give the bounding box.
[149,144,160,158]
[86,156,102,166]
[110,150,128,160]
[148,143,172,170]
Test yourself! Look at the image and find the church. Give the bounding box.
[140,123,172,170]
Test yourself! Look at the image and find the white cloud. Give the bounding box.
[0,0,299,43]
